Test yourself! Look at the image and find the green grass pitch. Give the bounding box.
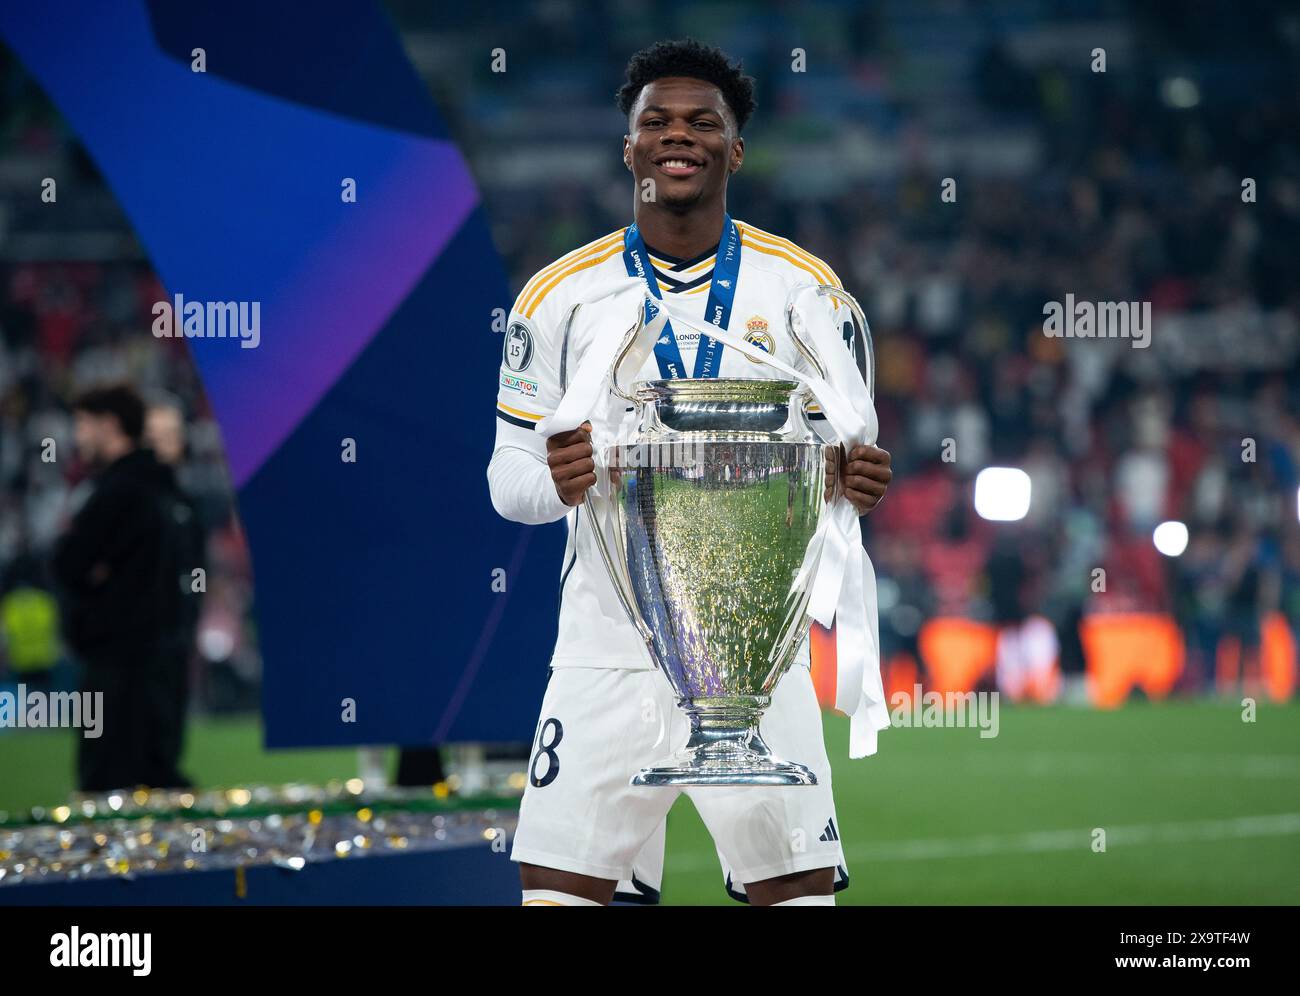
[663,701,1300,905]
[2,701,1296,904]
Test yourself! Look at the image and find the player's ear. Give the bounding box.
[622,135,632,171]
[729,136,744,174]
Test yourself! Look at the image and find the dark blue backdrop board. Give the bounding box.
[244,215,556,746]
[0,843,520,906]
[0,0,561,748]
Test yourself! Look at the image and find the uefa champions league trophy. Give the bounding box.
[582,284,874,786]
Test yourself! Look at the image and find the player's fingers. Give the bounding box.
[826,446,841,488]
[561,473,596,502]
[547,424,593,450]
[845,485,880,507]
[846,460,892,483]
[849,444,890,465]
[545,436,578,456]
[552,457,596,482]
[546,437,585,457]
[546,441,592,467]
[844,475,887,496]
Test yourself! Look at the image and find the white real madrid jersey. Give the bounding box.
[492,221,853,670]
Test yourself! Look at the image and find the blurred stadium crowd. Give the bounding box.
[2,1,1298,712]
[0,42,259,707]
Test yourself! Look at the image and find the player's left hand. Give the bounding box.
[824,443,891,515]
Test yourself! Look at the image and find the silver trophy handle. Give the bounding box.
[785,283,874,400]
[584,485,655,651]
[607,305,645,403]
[557,301,582,392]
[556,298,643,402]
[561,301,654,649]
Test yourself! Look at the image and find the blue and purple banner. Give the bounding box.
[1,0,557,747]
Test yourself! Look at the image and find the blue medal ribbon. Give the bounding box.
[622,215,742,379]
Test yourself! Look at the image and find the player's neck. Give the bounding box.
[634,202,725,261]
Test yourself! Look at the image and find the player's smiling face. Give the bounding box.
[624,77,742,212]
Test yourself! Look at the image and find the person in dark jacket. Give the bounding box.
[52,384,195,792]
[146,397,206,784]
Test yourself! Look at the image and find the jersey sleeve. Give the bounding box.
[820,266,863,382]
[832,295,866,380]
[488,284,573,525]
[494,285,570,431]
[798,280,863,425]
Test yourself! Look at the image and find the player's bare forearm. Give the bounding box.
[547,420,596,506]
[824,443,891,515]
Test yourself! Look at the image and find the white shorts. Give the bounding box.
[510,663,849,904]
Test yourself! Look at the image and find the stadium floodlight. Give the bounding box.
[1153,520,1189,557]
[1161,76,1200,109]
[973,467,1031,522]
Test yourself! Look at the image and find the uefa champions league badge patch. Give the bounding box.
[503,321,535,372]
[744,316,773,362]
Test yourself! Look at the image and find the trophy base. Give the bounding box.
[631,723,817,788]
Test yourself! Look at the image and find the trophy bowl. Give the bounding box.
[586,377,831,786]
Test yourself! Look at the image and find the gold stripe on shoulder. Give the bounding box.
[740,234,833,287]
[737,222,842,288]
[517,228,623,303]
[518,229,625,316]
[520,238,626,319]
[739,221,840,284]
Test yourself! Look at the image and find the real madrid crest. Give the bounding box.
[743,316,774,362]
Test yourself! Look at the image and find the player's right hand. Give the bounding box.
[547,420,596,506]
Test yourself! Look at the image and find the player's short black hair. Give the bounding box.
[617,39,756,132]
[72,383,146,442]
